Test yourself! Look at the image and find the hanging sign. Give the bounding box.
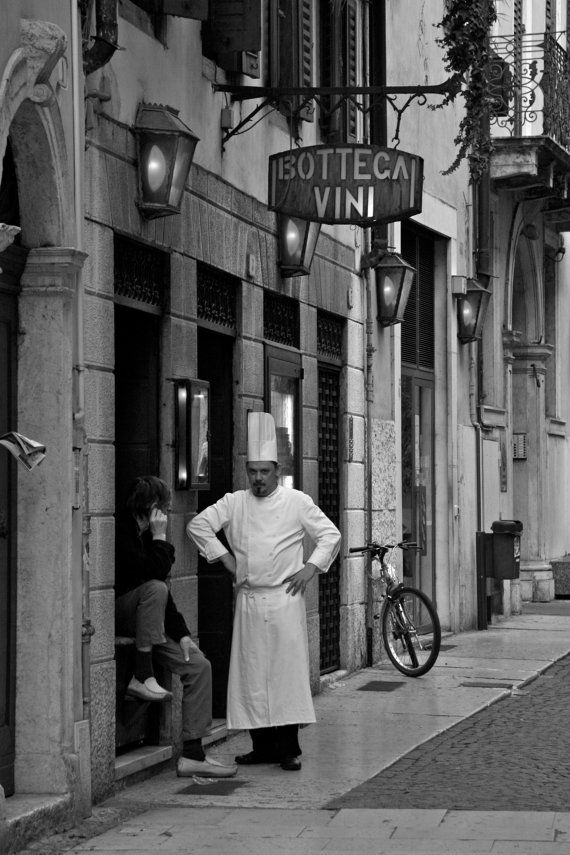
[268,144,423,225]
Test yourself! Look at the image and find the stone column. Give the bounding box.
[15,247,87,793]
[510,341,555,602]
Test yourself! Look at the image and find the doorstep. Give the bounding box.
[2,792,73,855]
[114,718,228,782]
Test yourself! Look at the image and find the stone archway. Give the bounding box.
[504,219,554,602]
[0,18,88,812]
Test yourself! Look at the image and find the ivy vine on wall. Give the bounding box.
[434,0,498,182]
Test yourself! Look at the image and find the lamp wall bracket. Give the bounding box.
[214,78,459,148]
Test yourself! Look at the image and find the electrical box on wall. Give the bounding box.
[513,433,527,459]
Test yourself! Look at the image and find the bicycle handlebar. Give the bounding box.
[349,541,418,554]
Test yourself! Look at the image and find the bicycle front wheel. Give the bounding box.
[381,586,441,677]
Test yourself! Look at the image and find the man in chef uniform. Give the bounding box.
[187,412,341,771]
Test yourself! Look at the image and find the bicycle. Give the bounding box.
[349,541,441,677]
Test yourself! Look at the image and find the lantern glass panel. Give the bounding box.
[459,296,477,339]
[303,221,320,268]
[169,136,197,209]
[377,261,414,325]
[139,134,177,204]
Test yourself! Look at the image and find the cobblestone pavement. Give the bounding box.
[327,652,570,812]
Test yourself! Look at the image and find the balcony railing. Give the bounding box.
[489,31,570,152]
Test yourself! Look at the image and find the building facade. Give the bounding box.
[1,0,569,849]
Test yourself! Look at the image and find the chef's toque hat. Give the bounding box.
[247,412,278,462]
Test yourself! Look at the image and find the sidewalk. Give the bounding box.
[15,602,570,854]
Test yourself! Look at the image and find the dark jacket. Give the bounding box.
[115,513,190,642]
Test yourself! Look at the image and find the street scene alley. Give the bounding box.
[11,601,570,855]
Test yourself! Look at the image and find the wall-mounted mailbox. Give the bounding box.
[490,519,523,580]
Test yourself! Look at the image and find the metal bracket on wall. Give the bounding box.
[212,77,461,149]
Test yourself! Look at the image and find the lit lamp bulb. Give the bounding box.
[147,145,167,192]
[286,220,301,262]
[460,298,476,336]
[382,275,398,314]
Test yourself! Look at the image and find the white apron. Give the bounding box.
[187,485,341,731]
[227,583,316,730]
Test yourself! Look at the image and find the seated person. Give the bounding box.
[115,475,236,779]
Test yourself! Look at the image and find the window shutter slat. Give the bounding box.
[344,0,358,141]
[401,227,434,370]
[272,0,314,122]
[298,0,314,120]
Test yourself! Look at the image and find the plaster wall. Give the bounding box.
[545,433,569,559]
[385,0,470,209]
[88,6,355,250]
[457,425,479,630]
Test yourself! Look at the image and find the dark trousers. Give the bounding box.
[250,725,301,759]
[116,580,212,741]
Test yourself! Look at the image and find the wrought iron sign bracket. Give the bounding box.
[213,78,460,149]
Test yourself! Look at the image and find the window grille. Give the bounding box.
[114,235,169,310]
[264,291,300,348]
[318,365,341,673]
[197,263,237,331]
[317,310,344,363]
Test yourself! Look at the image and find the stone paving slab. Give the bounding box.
[41,808,570,855]
[14,605,570,855]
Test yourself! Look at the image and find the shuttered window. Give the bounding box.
[545,0,554,31]
[319,0,358,141]
[271,0,314,121]
[400,225,435,371]
[202,0,262,77]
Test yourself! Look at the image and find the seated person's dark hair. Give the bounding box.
[125,476,171,519]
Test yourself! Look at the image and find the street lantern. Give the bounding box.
[374,249,415,326]
[456,279,492,343]
[277,215,321,277]
[134,103,199,219]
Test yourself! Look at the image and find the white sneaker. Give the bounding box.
[126,676,172,702]
[176,756,238,778]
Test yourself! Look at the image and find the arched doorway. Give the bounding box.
[0,21,87,801]
[0,139,25,797]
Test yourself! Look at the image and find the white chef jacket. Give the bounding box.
[187,486,341,730]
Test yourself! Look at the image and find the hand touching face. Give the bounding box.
[148,506,168,539]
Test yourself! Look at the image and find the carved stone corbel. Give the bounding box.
[19,19,67,87]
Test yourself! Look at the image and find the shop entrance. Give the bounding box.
[401,373,435,602]
[197,327,234,718]
[400,223,436,606]
[114,303,161,750]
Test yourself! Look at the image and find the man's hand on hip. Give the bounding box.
[219,552,236,580]
[285,562,318,596]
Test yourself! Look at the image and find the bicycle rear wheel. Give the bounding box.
[381,586,441,677]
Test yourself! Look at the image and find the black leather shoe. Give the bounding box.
[235,751,279,765]
[280,755,302,771]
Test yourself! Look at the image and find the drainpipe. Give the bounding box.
[363,0,387,667]
[71,0,93,723]
[83,0,120,77]
[363,252,375,666]
[472,96,493,533]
